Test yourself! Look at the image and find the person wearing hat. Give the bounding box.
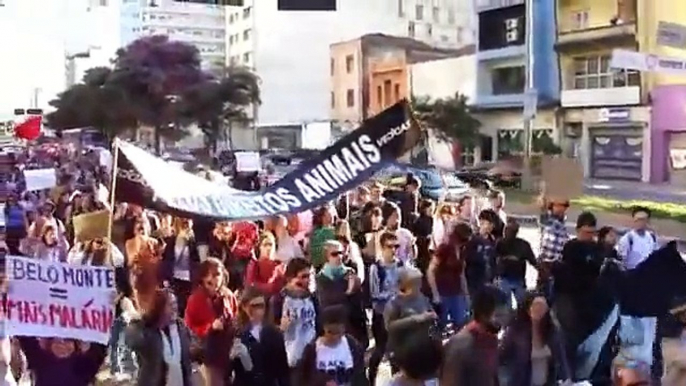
[661,298,686,386]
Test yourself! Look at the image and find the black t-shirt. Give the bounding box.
[495,237,536,281]
[553,239,603,296]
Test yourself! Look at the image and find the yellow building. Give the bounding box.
[556,0,686,183]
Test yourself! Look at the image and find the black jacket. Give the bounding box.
[160,236,200,284]
[234,324,291,386]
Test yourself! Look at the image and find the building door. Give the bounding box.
[590,132,643,180]
[480,135,493,162]
[669,132,686,187]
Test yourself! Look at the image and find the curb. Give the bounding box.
[509,214,686,250]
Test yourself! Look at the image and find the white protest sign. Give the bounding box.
[3,255,116,344]
[611,49,686,75]
[235,151,261,172]
[23,168,57,191]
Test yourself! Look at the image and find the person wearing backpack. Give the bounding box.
[367,231,404,384]
[616,206,659,271]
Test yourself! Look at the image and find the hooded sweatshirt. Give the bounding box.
[270,286,318,367]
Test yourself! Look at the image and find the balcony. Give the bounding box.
[477,45,525,61]
[556,22,637,50]
[474,93,524,108]
[476,0,524,13]
[561,86,640,108]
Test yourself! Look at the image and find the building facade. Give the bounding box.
[120,0,228,71]
[473,0,560,164]
[227,0,474,126]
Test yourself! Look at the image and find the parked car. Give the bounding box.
[377,163,470,202]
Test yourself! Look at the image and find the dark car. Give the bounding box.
[377,163,470,202]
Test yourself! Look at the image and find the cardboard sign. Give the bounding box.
[24,168,57,191]
[235,151,261,172]
[4,255,116,344]
[541,157,583,201]
[73,210,110,242]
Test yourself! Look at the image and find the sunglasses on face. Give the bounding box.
[384,244,400,250]
[329,250,344,257]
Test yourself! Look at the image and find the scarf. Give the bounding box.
[321,264,346,280]
[161,323,184,386]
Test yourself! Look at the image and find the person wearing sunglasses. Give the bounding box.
[296,305,368,386]
[185,258,238,386]
[316,240,367,349]
[233,286,290,386]
[368,232,405,385]
[269,258,318,377]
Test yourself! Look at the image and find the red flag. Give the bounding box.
[13,115,42,141]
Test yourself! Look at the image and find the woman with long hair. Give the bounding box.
[33,225,69,262]
[308,205,337,271]
[185,258,238,386]
[499,291,571,386]
[245,232,287,297]
[125,216,163,265]
[161,217,200,317]
[334,220,364,283]
[126,289,194,386]
[129,240,163,313]
[427,222,471,333]
[233,286,290,386]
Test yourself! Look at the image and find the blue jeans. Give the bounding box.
[498,277,526,309]
[439,294,469,329]
[109,317,137,375]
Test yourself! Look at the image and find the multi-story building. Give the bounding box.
[120,0,228,71]
[473,0,560,165]
[330,34,466,127]
[227,0,475,126]
[555,0,686,184]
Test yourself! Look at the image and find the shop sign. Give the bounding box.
[598,108,630,123]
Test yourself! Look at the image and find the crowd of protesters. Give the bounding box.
[0,142,685,386]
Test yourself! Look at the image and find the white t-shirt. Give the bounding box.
[276,235,304,263]
[316,336,354,386]
[617,230,658,270]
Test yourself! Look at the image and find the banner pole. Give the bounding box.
[107,138,120,254]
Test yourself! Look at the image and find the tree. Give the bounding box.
[411,92,481,147]
[45,67,138,144]
[178,65,260,152]
[108,35,210,153]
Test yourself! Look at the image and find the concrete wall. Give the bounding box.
[409,55,477,101]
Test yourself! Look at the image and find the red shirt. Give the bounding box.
[245,258,285,296]
[231,221,259,260]
[184,287,237,339]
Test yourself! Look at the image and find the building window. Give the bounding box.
[346,89,355,107]
[345,55,354,73]
[331,92,335,108]
[377,86,382,105]
[398,0,404,17]
[229,35,235,44]
[243,52,251,63]
[330,58,335,75]
[505,17,522,43]
[448,8,455,24]
[415,4,423,20]
[243,29,251,41]
[432,6,439,21]
[394,83,400,101]
[99,0,108,6]
[572,55,640,89]
[229,13,234,23]
[383,80,392,107]
[427,24,433,36]
[243,6,252,19]
[497,130,524,157]
[571,10,589,30]
[408,21,415,37]
[457,26,463,44]
[492,66,525,95]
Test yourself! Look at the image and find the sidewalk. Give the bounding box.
[584,179,686,204]
[507,201,686,249]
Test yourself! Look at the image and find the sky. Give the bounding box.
[0,0,94,119]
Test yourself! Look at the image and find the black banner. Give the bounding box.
[115,100,421,220]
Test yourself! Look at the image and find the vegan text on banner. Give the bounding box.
[115,100,421,220]
[2,256,116,344]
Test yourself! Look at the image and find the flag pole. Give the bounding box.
[107,138,120,254]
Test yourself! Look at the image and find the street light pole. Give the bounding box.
[521,0,535,190]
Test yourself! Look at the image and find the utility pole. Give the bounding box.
[521,0,536,190]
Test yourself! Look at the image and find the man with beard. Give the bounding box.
[440,285,510,386]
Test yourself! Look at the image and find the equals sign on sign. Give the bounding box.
[48,288,68,300]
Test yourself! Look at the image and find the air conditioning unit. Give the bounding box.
[505,30,519,42]
[505,17,519,30]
